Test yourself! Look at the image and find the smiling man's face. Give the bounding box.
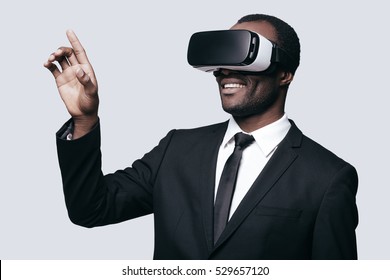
[216,20,283,118]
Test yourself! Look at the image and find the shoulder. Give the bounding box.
[156,121,229,154]
[170,121,228,139]
[175,121,228,134]
[288,120,357,174]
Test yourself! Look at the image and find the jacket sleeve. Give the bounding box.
[56,119,175,228]
[311,163,359,259]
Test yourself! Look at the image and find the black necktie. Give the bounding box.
[214,132,255,244]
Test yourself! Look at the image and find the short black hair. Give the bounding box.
[238,14,300,74]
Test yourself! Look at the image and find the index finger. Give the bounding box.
[66,29,90,64]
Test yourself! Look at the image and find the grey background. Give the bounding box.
[0,0,389,259]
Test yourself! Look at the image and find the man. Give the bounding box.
[44,14,358,259]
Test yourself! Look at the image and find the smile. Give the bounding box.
[223,83,246,89]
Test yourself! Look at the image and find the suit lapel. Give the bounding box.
[213,121,303,250]
[199,122,228,253]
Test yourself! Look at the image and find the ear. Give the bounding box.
[279,70,294,87]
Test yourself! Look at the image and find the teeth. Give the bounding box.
[223,83,245,89]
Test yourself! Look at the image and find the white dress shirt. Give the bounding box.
[215,114,291,219]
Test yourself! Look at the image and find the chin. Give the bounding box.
[223,107,253,117]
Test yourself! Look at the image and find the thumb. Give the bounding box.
[75,67,93,88]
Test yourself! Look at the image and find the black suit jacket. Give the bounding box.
[56,119,358,259]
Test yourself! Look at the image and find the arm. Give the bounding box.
[48,31,172,227]
[56,119,176,227]
[311,164,359,259]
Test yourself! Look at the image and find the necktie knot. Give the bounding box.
[234,132,255,149]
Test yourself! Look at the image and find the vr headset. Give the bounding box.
[187,29,298,74]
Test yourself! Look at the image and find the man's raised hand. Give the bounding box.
[44,30,99,139]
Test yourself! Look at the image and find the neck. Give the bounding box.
[234,110,284,133]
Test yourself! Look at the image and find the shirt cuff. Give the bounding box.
[56,118,99,141]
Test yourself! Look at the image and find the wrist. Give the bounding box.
[72,115,98,139]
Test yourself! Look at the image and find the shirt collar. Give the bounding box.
[221,114,291,157]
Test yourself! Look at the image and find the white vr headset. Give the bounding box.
[187,29,298,74]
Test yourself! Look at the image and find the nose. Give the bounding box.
[220,69,232,75]
[213,68,235,77]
